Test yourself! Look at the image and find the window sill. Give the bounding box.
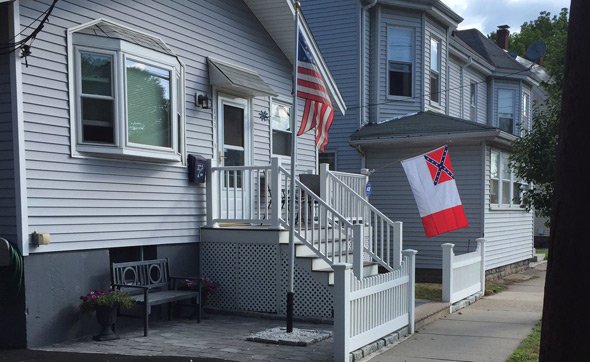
[75,144,183,164]
[489,204,526,211]
[386,95,416,103]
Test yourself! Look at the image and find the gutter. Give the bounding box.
[360,0,378,128]
[350,129,516,147]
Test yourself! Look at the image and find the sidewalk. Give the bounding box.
[1,262,545,362]
[364,261,546,362]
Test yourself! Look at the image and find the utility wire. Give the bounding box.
[0,0,58,58]
[346,63,536,112]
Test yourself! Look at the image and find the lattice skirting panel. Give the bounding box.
[200,241,333,319]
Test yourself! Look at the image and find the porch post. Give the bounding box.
[271,157,281,228]
[477,238,486,295]
[333,263,352,362]
[206,159,219,227]
[403,249,418,334]
[393,221,403,269]
[441,243,454,303]
[353,224,364,279]
[319,163,329,205]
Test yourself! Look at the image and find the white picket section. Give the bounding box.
[333,250,417,361]
[442,238,486,304]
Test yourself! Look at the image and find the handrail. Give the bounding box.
[278,166,364,275]
[326,172,402,271]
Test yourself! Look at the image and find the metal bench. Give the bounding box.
[111,258,201,336]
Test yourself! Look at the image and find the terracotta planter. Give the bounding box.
[93,305,119,341]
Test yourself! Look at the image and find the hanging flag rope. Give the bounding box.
[296,32,334,151]
[401,145,468,237]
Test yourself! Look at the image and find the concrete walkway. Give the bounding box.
[364,262,546,362]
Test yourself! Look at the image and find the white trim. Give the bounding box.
[9,1,29,255]
[27,238,196,254]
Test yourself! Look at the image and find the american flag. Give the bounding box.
[296,32,334,151]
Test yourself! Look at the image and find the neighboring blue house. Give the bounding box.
[0,0,347,348]
[303,0,538,280]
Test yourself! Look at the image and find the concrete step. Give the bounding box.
[313,261,379,286]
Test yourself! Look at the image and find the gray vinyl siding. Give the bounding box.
[483,145,534,269]
[378,8,423,121]
[447,56,462,118]
[19,0,309,252]
[0,6,17,244]
[302,0,363,173]
[424,17,447,114]
[365,144,483,269]
[447,56,488,123]
[464,67,487,124]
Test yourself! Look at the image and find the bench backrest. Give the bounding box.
[112,258,170,290]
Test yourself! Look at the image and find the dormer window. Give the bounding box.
[387,26,414,97]
[68,19,185,163]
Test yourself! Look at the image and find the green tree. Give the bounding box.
[489,9,568,225]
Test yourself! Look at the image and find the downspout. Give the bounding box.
[360,0,377,170]
[460,56,473,119]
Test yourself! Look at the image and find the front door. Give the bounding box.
[216,94,250,220]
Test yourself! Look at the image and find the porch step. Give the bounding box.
[313,262,379,286]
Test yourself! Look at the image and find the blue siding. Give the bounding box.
[302,0,363,173]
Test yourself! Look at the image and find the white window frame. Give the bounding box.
[67,22,186,164]
[387,26,414,99]
[429,37,441,104]
[270,101,292,158]
[490,149,526,209]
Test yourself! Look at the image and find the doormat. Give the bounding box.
[246,327,332,346]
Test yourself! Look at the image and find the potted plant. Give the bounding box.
[179,276,219,315]
[79,289,134,341]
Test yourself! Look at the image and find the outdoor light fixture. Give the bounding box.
[196,92,211,109]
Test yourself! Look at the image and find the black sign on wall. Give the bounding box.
[187,154,207,184]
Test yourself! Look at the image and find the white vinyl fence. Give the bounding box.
[442,238,486,304]
[333,250,417,361]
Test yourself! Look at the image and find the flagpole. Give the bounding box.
[287,0,300,334]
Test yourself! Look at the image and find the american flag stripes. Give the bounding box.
[296,32,334,151]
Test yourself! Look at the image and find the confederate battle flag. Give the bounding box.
[401,145,468,237]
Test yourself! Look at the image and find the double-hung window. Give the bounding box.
[271,102,292,157]
[429,37,441,103]
[387,26,414,97]
[497,89,515,134]
[490,149,527,208]
[69,20,185,163]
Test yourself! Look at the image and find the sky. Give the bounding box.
[443,0,570,35]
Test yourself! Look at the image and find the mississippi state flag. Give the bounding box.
[401,145,468,238]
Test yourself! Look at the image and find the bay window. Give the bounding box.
[429,37,441,103]
[498,89,514,134]
[387,26,414,97]
[69,20,185,163]
[490,149,526,208]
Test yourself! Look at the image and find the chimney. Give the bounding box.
[496,25,510,50]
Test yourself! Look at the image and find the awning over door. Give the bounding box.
[208,58,278,97]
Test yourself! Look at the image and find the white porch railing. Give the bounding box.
[333,249,417,361]
[442,238,486,304]
[323,165,402,271]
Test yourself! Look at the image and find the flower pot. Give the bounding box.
[93,306,119,341]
